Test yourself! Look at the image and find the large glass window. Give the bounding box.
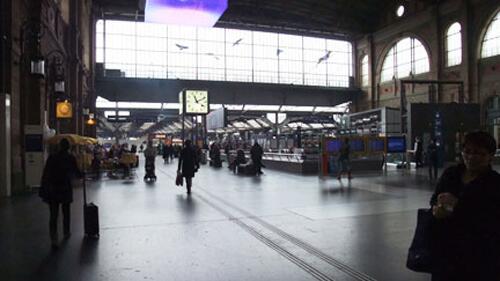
[278,34,303,84]
[96,20,353,88]
[380,37,430,82]
[225,29,253,82]
[253,31,278,84]
[446,22,462,67]
[327,40,352,87]
[361,55,369,87]
[481,11,500,58]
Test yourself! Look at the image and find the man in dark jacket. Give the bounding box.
[40,138,83,249]
[178,140,199,195]
[427,138,439,180]
[250,142,264,175]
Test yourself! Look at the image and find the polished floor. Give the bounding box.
[1,157,470,281]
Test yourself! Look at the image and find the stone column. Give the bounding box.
[0,93,12,197]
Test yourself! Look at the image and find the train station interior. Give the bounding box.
[1,0,500,280]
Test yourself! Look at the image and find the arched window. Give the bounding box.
[361,55,369,87]
[380,37,430,82]
[481,11,500,58]
[446,22,462,66]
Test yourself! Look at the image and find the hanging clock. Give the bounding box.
[185,90,209,115]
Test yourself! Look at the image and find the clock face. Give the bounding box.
[185,90,209,114]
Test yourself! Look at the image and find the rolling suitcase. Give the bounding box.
[83,175,99,238]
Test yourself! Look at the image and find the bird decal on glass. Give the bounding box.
[317,51,332,64]
[175,43,189,50]
[276,49,283,56]
[206,53,220,60]
[232,38,243,46]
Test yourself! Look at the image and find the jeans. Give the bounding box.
[49,203,70,242]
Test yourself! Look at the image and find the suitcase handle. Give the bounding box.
[82,172,87,205]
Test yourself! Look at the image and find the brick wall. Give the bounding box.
[355,0,500,127]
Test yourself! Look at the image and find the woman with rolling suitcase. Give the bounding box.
[40,138,83,249]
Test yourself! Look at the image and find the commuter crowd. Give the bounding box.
[39,132,500,281]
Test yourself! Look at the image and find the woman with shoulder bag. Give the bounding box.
[428,131,500,281]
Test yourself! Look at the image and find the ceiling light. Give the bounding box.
[396,5,405,17]
[145,0,228,27]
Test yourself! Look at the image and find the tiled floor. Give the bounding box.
[0,157,461,281]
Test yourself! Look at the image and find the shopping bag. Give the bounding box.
[406,208,434,273]
[175,172,183,186]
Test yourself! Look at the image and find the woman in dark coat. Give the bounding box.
[177,140,199,194]
[429,131,500,281]
[40,138,83,249]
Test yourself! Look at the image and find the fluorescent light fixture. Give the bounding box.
[210,104,223,109]
[140,122,156,130]
[96,96,117,108]
[145,0,228,27]
[256,119,271,127]
[104,110,117,118]
[118,102,162,109]
[162,103,181,109]
[246,120,261,128]
[232,121,249,128]
[243,105,280,111]
[280,106,314,112]
[309,123,324,129]
[118,111,130,116]
[225,104,244,110]
[314,106,346,113]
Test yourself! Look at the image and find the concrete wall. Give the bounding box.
[355,0,500,125]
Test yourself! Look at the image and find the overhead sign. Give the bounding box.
[206,107,226,130]
[56,101,73,119]
[145,0,228,27]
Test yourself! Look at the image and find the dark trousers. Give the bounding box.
[429,161,438,180]
[252,158,262,174]
[49,203,70,241]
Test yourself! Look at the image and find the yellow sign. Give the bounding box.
[56,101,73,118]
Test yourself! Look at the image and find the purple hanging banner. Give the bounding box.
[145,0,228,27]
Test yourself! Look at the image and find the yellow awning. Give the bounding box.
[46,134,97,146]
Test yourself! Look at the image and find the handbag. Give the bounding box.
[406,208,434,273]
[175,172,183,186]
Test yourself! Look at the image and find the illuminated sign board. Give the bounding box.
[56,101,73,119]
[145,0,228,27]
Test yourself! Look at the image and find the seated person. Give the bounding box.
[210,144,222,167]
[231,149,247,174]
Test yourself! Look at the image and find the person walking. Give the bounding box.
[178,140,199,195]
[337,138,352,180]
[143,141,157,180]
[250,142,264,175]
[162,143,170,164]
[40,138,83,249]
[414,136,423,168]
[429,131,500,281]
[427,138,439,181]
